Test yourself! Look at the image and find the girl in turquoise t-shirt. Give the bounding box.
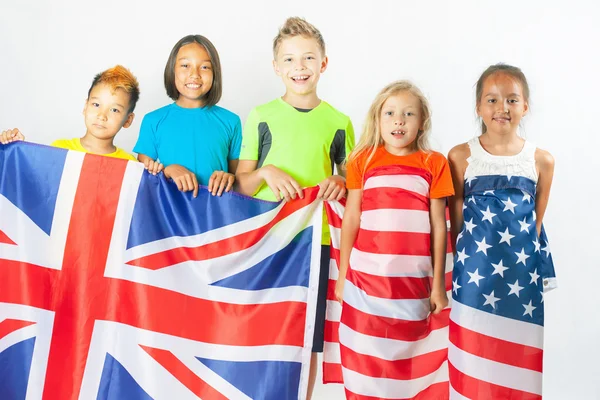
[135,34,242,197]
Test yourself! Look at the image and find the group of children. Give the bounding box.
[1,16,555,400]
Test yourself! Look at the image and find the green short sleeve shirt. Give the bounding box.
[240,98,355,244]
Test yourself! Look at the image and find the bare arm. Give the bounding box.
[448,144,470,254]
[336,163,347,179]
[234,159,266,197]
[235,160,303,201]
[334,188,362,303]
[228,159,239,175]
[430,198,449,313]
[137,153,153,163]
[535,148,555,235]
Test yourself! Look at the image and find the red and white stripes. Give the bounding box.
[323,165,453,399]
[448,300,544,399]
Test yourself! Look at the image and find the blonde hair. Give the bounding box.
[348,80,432,176]
[272,17,326,57]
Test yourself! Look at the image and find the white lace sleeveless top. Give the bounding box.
[464,137,538,183]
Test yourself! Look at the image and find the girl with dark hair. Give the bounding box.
[135,34,242,197]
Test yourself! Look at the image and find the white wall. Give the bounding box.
[1,1,599,398]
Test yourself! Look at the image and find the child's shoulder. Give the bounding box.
[318,101,351,125]
[250,99,350,125]
[347,146,381,169]
[421,151,452,174]
[143,103,177,122]
[144,103,240,124]
[424,150,449,163]
[534,147,554,170]
[250,98,285,119]
[51,138,79,150]
[205,105,241,130]
[207,104,240,121]
[447,142,471,164]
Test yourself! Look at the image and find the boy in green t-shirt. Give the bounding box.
[235,16,354,399]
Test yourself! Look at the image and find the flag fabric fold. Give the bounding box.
[322,165,453,400]
[0,142,323,400]
[448,175,556,399]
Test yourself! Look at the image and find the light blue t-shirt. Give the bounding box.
[134,103,242,185]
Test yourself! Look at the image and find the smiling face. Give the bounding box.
[379,91,423,156]
[173,42,214,108]
[83,83,134,141]
[273,35,327,100]
[477,72,529,136]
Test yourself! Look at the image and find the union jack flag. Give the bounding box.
[0,142,323,400]
[449,174,556,399]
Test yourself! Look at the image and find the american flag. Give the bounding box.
[449,174,556,399]
[0,142,323,400]
[322,165,454,399]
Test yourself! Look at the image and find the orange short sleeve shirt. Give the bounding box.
[346,146,454,199]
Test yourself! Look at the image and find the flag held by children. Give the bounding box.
[0,142,323,400]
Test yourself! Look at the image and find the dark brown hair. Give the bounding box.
[476,63,530,134]
[164,34,222,107]
[87,65,140,113]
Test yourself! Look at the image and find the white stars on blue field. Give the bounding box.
[452,175,555,326]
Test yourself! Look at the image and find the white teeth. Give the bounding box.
[292,75,309,81]
[186,83,200,88]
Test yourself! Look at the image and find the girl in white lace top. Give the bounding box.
[446,63,557,399]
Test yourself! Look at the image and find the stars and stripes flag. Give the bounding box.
[449,174,556,399]
[0,142,323,400]
[321,165,454,399]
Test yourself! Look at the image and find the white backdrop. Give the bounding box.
[1,1,599,399]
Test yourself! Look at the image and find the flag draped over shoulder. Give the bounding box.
[0,142,323,400]
[322,165,454,400]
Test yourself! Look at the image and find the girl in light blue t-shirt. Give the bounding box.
[135,34,242,198]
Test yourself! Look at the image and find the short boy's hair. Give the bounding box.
[163,34,223,107]
[273,17,326,58]
[87,65,140,113]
